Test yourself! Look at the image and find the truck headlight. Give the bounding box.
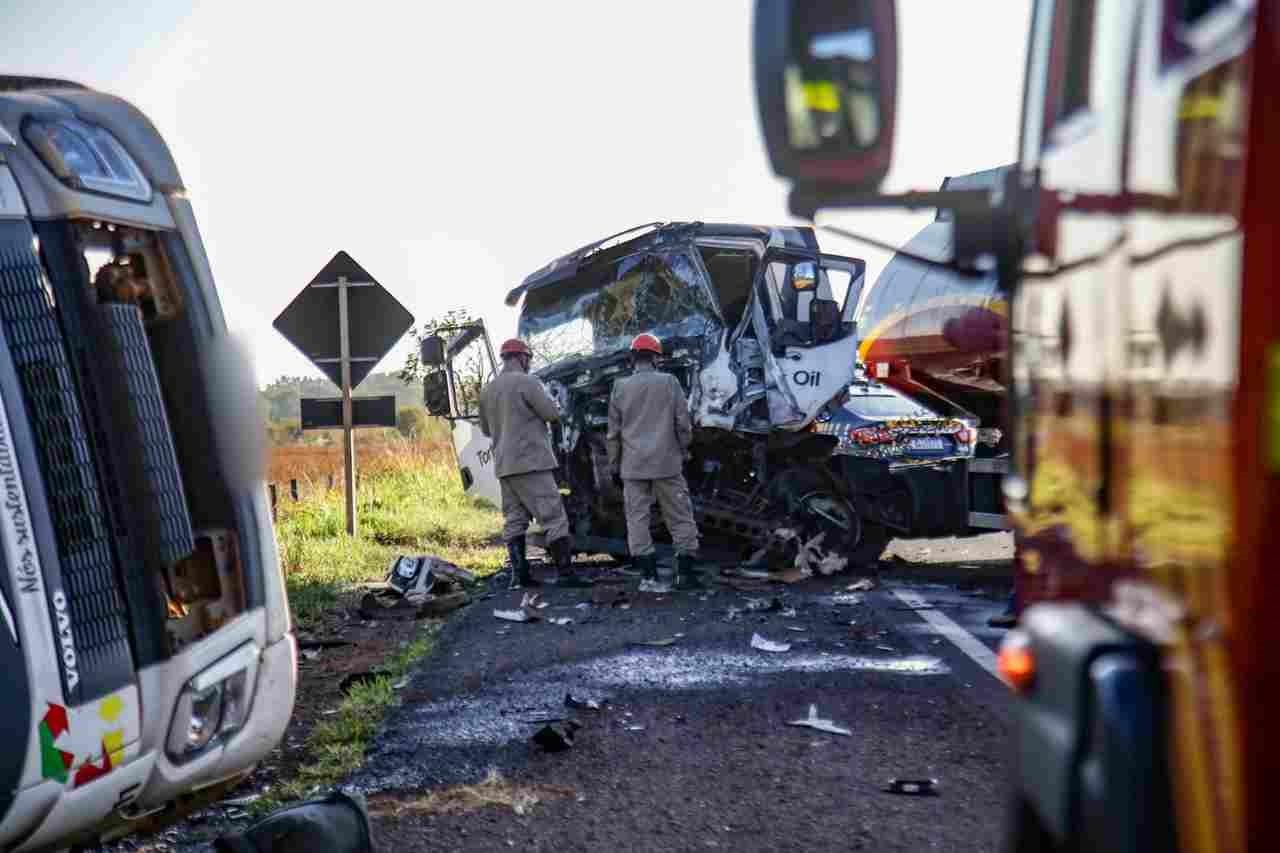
[22,116,153,202]
[167,643,259,762]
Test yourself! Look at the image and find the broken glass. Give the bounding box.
[519,250,717,370]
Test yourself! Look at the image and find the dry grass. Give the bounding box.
[369,769,575,818]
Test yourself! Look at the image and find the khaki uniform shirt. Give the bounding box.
[607,362,692,480]
[478,364,560,478]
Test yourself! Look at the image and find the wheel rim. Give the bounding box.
[797,491,862,553]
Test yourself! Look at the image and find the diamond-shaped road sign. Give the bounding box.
[273,251,414,389]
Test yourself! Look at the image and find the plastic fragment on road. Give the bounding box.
[816,552,848,576]
[751,633,792,653]
[548,617,573,626]
[624,724,646,732]
[786,704,852,737]
[847,577,877,592]
[494,608,537,623]
[884,778,939,796]
[832,592,865,607]
[564,692,601,712]
[785,626,807,632]
[638,578,673,594]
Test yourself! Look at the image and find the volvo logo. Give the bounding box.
[52,589,80,691]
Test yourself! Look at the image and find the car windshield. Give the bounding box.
[845,391,935,419]
[519,250,717,369]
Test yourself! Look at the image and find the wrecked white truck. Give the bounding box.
[424,221,928,566]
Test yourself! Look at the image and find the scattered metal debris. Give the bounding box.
[548,617,574,626]
[218,793,263,808]
[624,724,646,732]
[785,626,807,632]
[531,721,581,752]
[744,596,784,614]
[846,577,877,592]
[751,633,792,653]
[876,645,896,653]
[787,704,852,737]
[832,592,865,607]
[885,778,939,796]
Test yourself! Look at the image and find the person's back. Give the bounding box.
[610,364,688,480]
[478,366,558,478]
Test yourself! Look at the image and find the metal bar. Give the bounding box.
[310,356,380,363]
[967,511,1011,530]
[339,275,357,536]
[310,280,378,289]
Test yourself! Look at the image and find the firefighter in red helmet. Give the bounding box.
[478,338,585,588]
[607,333,702,590]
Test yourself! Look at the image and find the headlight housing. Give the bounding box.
[22,116,153,202]
[167,643,259,762]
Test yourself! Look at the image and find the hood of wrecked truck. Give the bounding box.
[815,381,976,465]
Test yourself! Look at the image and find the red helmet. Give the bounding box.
[630,333,662,355]
[499,338,532,358]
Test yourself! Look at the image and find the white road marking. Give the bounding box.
[890,587,1001,679]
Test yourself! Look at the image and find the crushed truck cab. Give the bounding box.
[427,221,902,564]
[0,78,295,851]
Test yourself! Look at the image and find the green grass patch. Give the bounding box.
[276,457,505,627]
[253,627,438,813]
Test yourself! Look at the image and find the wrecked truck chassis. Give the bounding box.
[537,343,865,563]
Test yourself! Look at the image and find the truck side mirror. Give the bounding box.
[420,334,446,367]
[423,370,451,417]
[754,0,898,205]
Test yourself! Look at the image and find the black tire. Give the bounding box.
[770,467,861,554]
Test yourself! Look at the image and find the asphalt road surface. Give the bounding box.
[354,549,1015,852]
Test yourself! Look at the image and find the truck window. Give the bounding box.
[698,246,757,331]
[1055,0,1095,122]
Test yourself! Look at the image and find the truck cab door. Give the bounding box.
[421,325,502,508]
[754,250,866,428]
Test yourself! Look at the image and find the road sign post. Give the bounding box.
[338,275,357,535]
[274,252,413,538]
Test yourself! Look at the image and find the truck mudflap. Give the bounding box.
[1009,603,1175,852]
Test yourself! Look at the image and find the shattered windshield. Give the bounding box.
[519,250,718,369]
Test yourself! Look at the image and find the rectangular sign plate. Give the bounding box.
[300,395,399,430]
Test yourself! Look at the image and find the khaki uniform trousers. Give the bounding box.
[500,470,570,544]
[623,474,700,557]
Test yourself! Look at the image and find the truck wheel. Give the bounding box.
[848,522,891,568]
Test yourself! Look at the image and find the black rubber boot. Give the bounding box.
[674,552,705,590]
[636,554,658,582]
[507,537,537,590]
[548,537,591,588]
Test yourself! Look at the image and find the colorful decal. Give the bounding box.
[36,691,134,788]
[816,417,972,459]
[38,703,74,783]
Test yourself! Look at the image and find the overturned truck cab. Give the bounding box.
[427,221,895,566]
[0,78,295,850]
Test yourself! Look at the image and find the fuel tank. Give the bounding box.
[857,166,1010,410]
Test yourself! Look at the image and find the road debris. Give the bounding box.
[300,647,322,661]
[785,626,807,632]
[846,577,877,592]
[885,778,939,796]
[531,721,580,752]
[213,789,373,852]
[639,578,674,594]
[494,592,544,623]
[218,793,263,808]
[786,704,852,737]
[547,616,573,626]
[564,693,601,712]
[779,607,798,618]
[632,634,684,647]
[744,596,784,613]
[876,645,896,653]
[750,633,792,653]
[832,592,865,607]
[624,724,646,732]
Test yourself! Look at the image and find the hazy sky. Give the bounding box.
[3,1,1029,388]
